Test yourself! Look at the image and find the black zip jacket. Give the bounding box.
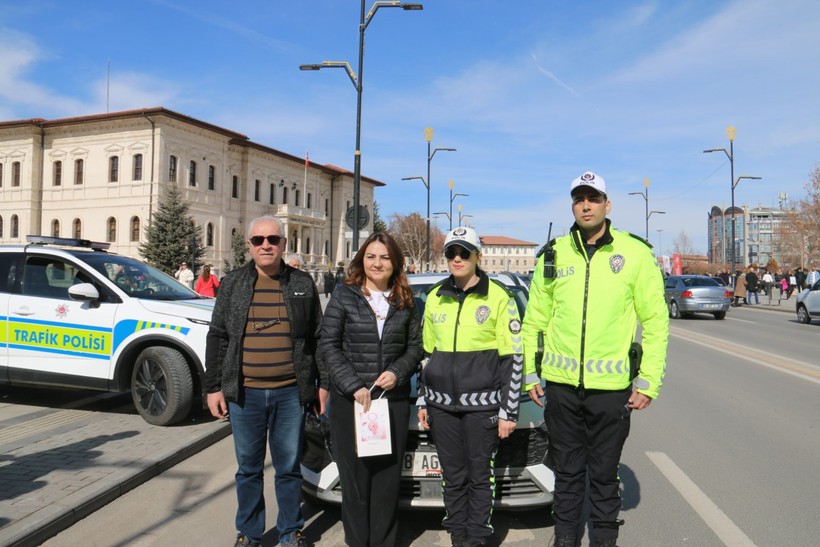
[204,260,326,404]
[319,284,423,401]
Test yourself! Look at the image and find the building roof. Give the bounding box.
[479,236,539,246]
[0,106,386,186]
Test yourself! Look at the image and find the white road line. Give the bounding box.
[646,451,756,547]
[726,317,757,323]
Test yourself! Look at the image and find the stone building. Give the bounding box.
[428,235,538,274]
[0,107,382,278]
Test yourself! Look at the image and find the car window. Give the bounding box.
[665,279,678,289]
[22,256,78,299]
[0,253,15,293]
[682,277,720,288]
[75,252,200,300]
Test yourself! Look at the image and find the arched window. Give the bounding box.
[12,161,21,187]
[53,160,62,186]
[206,223,214,246]
[283,187,289,205]
[208,165,215,190]
[107,217,117,242]
[189,160,197,186]
[51,219,60,237]
[269,183,275,205]
[133,154,143,181]
[130,216,140,242]
[109,156,119,182]
[306,237,311,254]
[254,179,261,201]
[73,218,82,239]
[295,189,301,207]
[74,159,84,185]
[232,175,238,198]
[307,193,312,209]
[0,162,4,187]
[11,215,19,238]
[324,240,329,256]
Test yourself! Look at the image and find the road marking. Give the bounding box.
[726,317,756,324]
[646,451,756,547]
[669,328,820,385]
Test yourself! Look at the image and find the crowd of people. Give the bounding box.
[727,264,815,307]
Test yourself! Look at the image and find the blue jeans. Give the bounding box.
[229,385,305,542]
[747,290,759,304]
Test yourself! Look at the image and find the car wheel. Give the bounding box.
[131,347,193,426]
[669,301,681,319]
[713,311,726,320]
[796,304,811,324]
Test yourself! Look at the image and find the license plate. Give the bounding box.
[700,303,720,309]
[401,451,441,477]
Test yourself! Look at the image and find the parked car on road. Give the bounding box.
[795,279,820,324]
[302,271,555,510]
[0,236,214,425]
[664,274,732,320]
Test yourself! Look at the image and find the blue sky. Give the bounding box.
[2,0,819,255]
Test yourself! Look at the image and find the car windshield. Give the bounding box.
[681,277,721,288]
[73,252,202,300]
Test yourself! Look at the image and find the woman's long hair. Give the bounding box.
[345,232,414,309]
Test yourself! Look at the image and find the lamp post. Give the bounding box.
[300,1,423,253]
[457,204,473,227]
[703,126,762,274]
[628,178,665,240]
[448,179,468,231]
[404,127,456,272]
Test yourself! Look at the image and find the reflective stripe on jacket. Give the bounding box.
[522,222,669,399]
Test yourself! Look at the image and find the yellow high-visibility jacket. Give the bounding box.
[523,221,669,399]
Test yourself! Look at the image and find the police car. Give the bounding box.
[302,272,554,509]
[0,236,214,426]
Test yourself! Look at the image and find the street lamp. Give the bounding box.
[457,204,473,227]
[448,179,468,231]
[300,1,423,253]
[703,126,762,273]
[628,178,665,239]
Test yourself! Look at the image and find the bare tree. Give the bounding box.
[387,212,444,271]
[672,230,697,257]
[777,166,820,269]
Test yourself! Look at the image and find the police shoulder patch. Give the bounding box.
[628,232,653,249]
[509,318,522,334]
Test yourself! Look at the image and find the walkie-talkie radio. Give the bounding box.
[543,222,556,279]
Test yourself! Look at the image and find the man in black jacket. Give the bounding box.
[746,265,760,305]
[205,215,327,547]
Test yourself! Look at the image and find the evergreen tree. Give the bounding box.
[372,201,388,233]
[139,186,204,275]
[223,229,248,274]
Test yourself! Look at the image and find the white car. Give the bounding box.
[796,278,820,324]
[0,236,214,425]
[302,272,555,509]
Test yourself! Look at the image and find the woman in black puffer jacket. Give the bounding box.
[319,231,423,547]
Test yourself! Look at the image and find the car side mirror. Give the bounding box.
[68,282,100,302]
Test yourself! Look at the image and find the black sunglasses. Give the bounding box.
[249,235,283,246]
[444,247,473,260]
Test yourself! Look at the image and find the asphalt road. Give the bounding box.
[35,304,819,546]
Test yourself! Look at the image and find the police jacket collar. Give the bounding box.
[437,268,490,298]
[570,218,614,251]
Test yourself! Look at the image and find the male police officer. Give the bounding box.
[523,172,669,547]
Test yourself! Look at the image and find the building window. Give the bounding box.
[0,162,3,187]
[325,198,329,214]
[306,237,311,254]
[325,240,329,256]
[11,215,19,238]
[133,154,143,181]
[206,223,214,246]
[130,216,140,242]
[189,161,197,186]
[169,155,177,182]
[307,193,312,209]
[295,190,301,207]
[53,160,62,186]
[283,187,289,205]
[254,179,261,201]
[75,159,84,185]
[0,216,3,237]
[232,175,238,198]
[73,218,82,239]
[107,217,117,242]
[12,161,21,187]
[109,156,119,182]
[269,183,275,205]
[51,219,60,237]
[346,241,351,259]
[208,165,215,190]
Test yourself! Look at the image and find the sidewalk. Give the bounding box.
[0,399,230,547]
[736,293,796,313]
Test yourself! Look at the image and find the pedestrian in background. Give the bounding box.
[323,267,335,298]
[287,255,302,270]
[733,269,748,307]
[205,215,327,547]
[746,265,760,304]
[319,232,423,547]
[807,264,820,288]
[418,226,523,547]
[175,261,194,289]
[523,172,669,547]
[194,264,219,297]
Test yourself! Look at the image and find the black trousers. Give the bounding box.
[428,407,499,543]
[330,393,409,547]
[545,383,631,540]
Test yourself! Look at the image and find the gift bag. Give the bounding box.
[354,392,392,458]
